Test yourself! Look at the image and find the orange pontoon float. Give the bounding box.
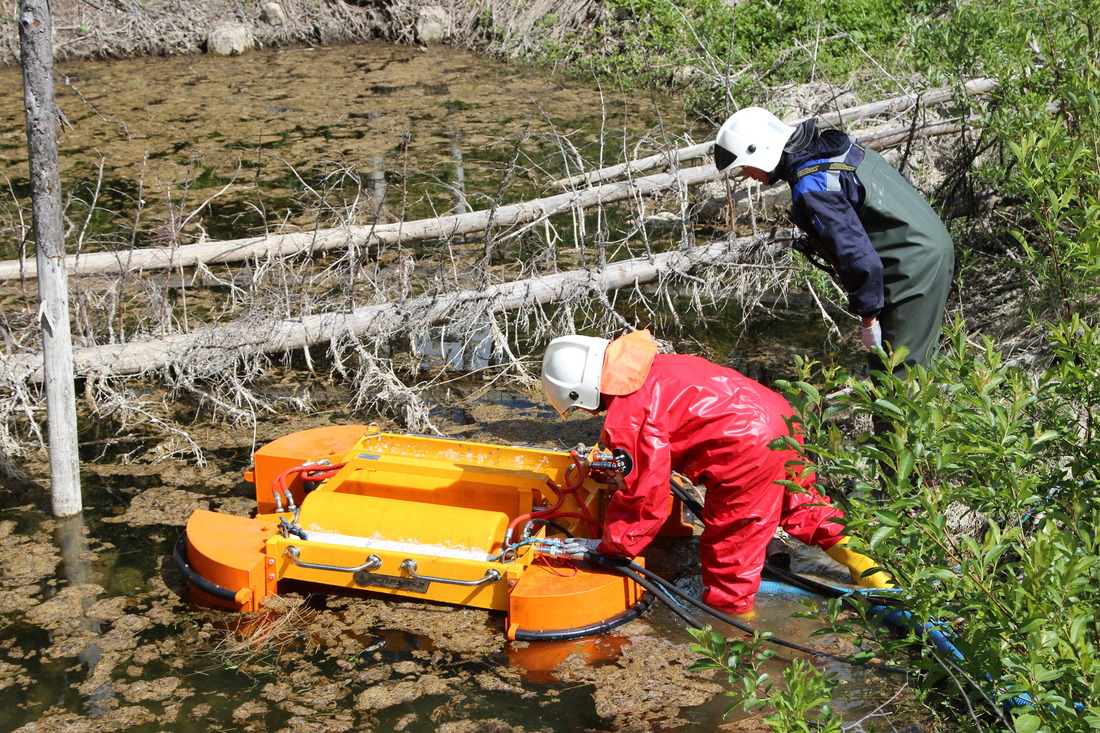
[176,425,693,641]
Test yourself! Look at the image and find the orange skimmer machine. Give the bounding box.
[176,425,692,640]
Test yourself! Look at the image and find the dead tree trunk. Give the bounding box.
[19,0,82,516]
[552,78,998,188]
[0,165,721,281]
[6,232,792,384]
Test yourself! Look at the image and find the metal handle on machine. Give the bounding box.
[399,559,501,586]
[284,546,383,573]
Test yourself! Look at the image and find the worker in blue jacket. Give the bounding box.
[713,107,955,371]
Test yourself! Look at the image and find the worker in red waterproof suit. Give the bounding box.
[541,330,891,616]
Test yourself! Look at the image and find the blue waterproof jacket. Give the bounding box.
[775,127,954,366]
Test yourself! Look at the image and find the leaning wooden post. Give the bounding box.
[19,0,82,516]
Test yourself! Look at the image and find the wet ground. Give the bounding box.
[0,41,919,732]
[0,380,915,733]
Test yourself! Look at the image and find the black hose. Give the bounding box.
[669,476,705,518]
[524,518,574,539]
[173,532,243,604]
[511,593,656,642]
[598,555,911,672]
[603,557,777,640]
[602,560,706,630]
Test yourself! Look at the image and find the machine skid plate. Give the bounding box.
[181,510,278,611]
[506,558,648,640]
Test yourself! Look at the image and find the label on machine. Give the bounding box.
[353,569,431,593]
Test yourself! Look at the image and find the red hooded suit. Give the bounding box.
[595,338,846,615]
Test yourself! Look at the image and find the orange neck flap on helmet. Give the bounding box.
[601,330,658,396]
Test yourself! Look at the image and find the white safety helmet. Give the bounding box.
[713,107,796,174]
[541,335,610,417]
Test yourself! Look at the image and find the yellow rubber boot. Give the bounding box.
[825,538,895,588]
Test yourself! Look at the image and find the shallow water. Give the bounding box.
[0,42,905,732]
[0,41,677,257]
[0,388,905,732]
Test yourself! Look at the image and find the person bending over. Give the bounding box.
[714,107,954,372]
[541,330,891,617]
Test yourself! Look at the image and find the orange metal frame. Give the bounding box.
[182,425,688,640]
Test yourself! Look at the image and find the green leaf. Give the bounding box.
[1036,668,1064,683]
[688,660,724,672]
[928,568,959,582]
[870,525,894,549]
[1015,618,1045,635]
[874,510,900,528]
[1013,712,1043,733]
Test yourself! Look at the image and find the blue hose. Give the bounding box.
[760,577,1081,715]
[869,604,1083,713]
[757,578,964,661]
[758,579,820,596]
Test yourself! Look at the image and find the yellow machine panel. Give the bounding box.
[180,426,654,641]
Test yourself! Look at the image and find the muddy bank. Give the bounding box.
[0,377,916,732]
[0,396,742,732]
[0,0,606,68]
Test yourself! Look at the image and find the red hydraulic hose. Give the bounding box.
[505,479,567,542]
[564,450,596,524]
[270,462,345,509]
[505,454,604,544]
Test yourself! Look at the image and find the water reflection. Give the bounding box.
[507,634,631,683]
[415,323,494,371]
[450,132,468,215]
[369,154,388,218]
[54,512,115,715]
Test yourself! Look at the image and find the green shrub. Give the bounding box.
[543,0,920,108]
[910,0,1100,318]
[763,320,1100,730]
[689,628,843,731]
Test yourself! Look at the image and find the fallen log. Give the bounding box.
[2,231,793,384]
[0,81,995,284]
[858,118,973,151]
[0,82,993,284]
[0,164,723,282]
[552,78,998,188]
[0,110,970,286]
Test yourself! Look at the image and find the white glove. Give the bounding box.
[861,320,882,350]
[562,537,602,559]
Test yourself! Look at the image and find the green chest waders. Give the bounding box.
[854,148,955,369]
